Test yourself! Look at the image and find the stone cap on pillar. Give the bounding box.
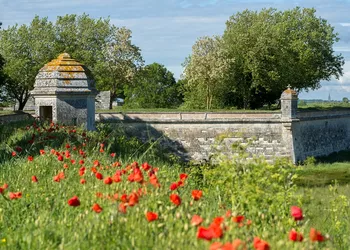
[280,85,298,100]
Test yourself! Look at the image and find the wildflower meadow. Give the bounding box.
[0,120,349,249]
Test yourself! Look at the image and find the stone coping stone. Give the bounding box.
[96,112,282,123]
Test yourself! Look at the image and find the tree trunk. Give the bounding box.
[18,100,26,111]
[109,92,117,110]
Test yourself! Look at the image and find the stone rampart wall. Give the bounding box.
[97,112,291,162]
[0,113,33,124]
[3,109,350,164]
[292,110,350,163]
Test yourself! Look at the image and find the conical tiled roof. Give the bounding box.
[33,53,95,90]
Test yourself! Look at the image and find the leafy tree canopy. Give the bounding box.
[0,16,56,110]
[181,7,344,109]
[124,63,182,108]
[0,14,143,110]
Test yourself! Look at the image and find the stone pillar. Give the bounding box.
[280,86,299,164]
[280,86,298,120]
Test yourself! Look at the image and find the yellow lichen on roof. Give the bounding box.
[283,88,297,95]
[41,53,84,73]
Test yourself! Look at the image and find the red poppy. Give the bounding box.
[191,215,203,226]
[232,239,245,249]
[142,162,151,171]
[9,192,22,200]
[11,151,17,157]
[253,237,270,250]
[79,159,84,165]
[127,172,135,182]
[93,160,100,167]
[32,176,38,182]
[120,194,128,203]
[112,161,121,167]
[209,242,222,250]
[65,143,70,149]
[192,190,203,201]
[92,203,103,213]
[197,224,222,241]
[79,167,86,176]
[104,177,113,185]
[119,203,127,213]
[290,206,303,221]
[80,179,86,184]
[133,168,143,183]
[309,228,325,242]
[211,217,224,227]
[128,193,139,206]
[39,149,45,155]
[110,153,116,157]
[57,155,63,161]
[170,194,181,206]
[58,172,65,180]
[170,183,178,191]
[95,172,103,180]
[289,229,303,242]
[27,156,34,161]
[149,174,160,188]
[180,173,188,180]
[197,227,216,241]
[67,196,80,206]
[53,175,60,182]
[232,215,245,223]
[15,146,22,152]
[113,174,121,183]
[71,159,76,164]
[63,163,69,169]
[177,180,184,187]
[146,212,158,222]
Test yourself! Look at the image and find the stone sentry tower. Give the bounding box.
[280,85,298,120]
[31,53,97,130]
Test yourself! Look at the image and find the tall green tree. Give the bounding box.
[0,14,144,110]
[181,36,233,109]
[0,54,7,102]
[124,63,182,108]
[55,14,112,69]
[221,7,344,109]
[94,27,144,109]
[0,16,56,110]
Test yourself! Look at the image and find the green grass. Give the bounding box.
[0,110,16,116]
[298,102,350,111]
[1,120,350,249]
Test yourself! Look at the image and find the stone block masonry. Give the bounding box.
[96,87,350,164]
[6,87,350,164]
[97,112,291,162]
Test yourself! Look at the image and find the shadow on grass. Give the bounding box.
[315,150,350,164]
[0,118,187,167]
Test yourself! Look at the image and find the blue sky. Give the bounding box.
[1,0,350,100]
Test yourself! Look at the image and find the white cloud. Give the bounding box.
[340,23,350,27]
[337,61,350,84]
[334,46,350,52]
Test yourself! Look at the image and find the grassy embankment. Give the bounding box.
[0,119,350,249]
